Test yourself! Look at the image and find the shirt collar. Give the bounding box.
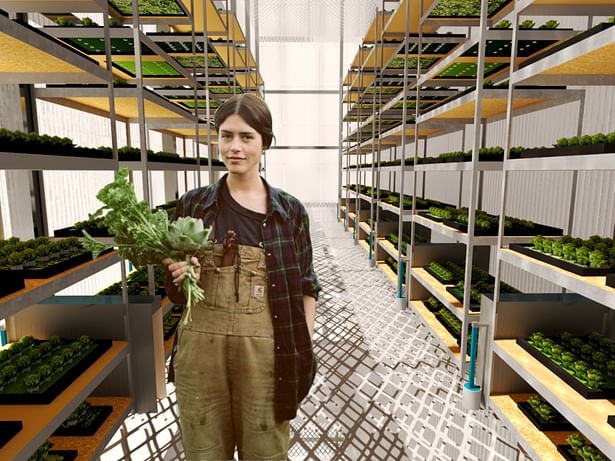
[202,174,289,221]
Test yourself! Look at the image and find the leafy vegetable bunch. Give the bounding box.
[83,168,212,324]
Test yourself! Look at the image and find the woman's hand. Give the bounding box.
[162,256,201,286]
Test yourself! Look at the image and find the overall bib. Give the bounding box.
[173,243,290,461]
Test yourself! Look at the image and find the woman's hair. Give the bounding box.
[214,94,274,149]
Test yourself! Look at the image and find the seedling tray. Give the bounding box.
[163,314,182,341]
[47,450,78,461]
[0,420,22,448]
[516,401,575,432]
[52,405,113,436]
[608,415,615,428]
[434,311,462,343]
[424,265,459,285]
[19,252,94,279]
[606,274,615,289]
[0,339,112,404]
[54,226,111,238]
[0,271,25,298]
[442,219,562,236]
[517,337,615,399]
[417,211,445,223]
[422,300,442,313]
[556,445,578,461]
[510,143,615,160]
[510,244,613,277]
[445,286,481,312]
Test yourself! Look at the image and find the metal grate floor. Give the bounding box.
[99,204,531,461]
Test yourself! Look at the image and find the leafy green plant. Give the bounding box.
[82,168,213,324]
[519,19,535,29]
[80,17,98,26]
[527,395,563,424]
[493,19,511,29]
[565,434,609,461]
[55,16,75,26]
[539,19,560,29]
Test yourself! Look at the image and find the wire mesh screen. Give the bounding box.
[255,0,382,43]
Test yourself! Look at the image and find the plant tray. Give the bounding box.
[510,143,615,160]
[520,22,615,70]
[54,226,111,238]
[516,401,575,432]
[20,251,95,279]
[47,450,78,461]
[509,244,613,277]
[0,420,22,448]
[163,314,182,341]
[442,219,562,237]
[433,311,462,343]
[606,274,615,289]
[445,286,481,312]
[0,339,112,405]
[422,300,442,313]
[556,445,577,461]
[608,415,615,428]
[516,337,615,399]
[417,211,445,223]
[424,265,459,285]
[0,271,25,298]
[52,405,113,436]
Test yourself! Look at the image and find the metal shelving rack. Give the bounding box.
[482,1,615,460]
[340,2,615,458]
[0,1,261,459]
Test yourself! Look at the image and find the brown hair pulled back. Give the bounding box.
[214,94,274,150]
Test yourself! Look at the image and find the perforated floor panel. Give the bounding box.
[98,204,532,461]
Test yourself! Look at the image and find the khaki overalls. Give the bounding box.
[173,244,289,461]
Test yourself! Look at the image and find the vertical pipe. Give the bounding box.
[203,0,213,186]
[489,2,521,396]
[397,0,411,305]
[102,8,118,166]
[460,0,489,374]
[338,0,345,222]
[408,0,424,303]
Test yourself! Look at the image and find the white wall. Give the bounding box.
[258,42,359,203]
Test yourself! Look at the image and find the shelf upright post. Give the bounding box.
[244,0,251,92]
[459,0,489,375]
[130,0,155,296]
[368,7,380,266]
[337,0,345,223]
[374,2,386,266]
[202,0,214,186]
[103,6,118,168]
[408,0,425,303]
[355,44,364,245]
[487,2,521,399]
[102,2,124,302]
[190,0,202,188]
[230,1,238,94]
[396,0,411,308]
[344,72,351,231]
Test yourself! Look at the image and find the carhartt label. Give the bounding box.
[253,285,265,298]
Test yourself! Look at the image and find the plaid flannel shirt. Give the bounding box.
[171,174,321,421]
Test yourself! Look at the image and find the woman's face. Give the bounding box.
[218,113,264,178]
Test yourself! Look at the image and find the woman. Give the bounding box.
[162,93,321,460]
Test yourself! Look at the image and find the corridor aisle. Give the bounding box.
[99,204,531,461]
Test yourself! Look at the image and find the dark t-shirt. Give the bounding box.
[214,180,266,247]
